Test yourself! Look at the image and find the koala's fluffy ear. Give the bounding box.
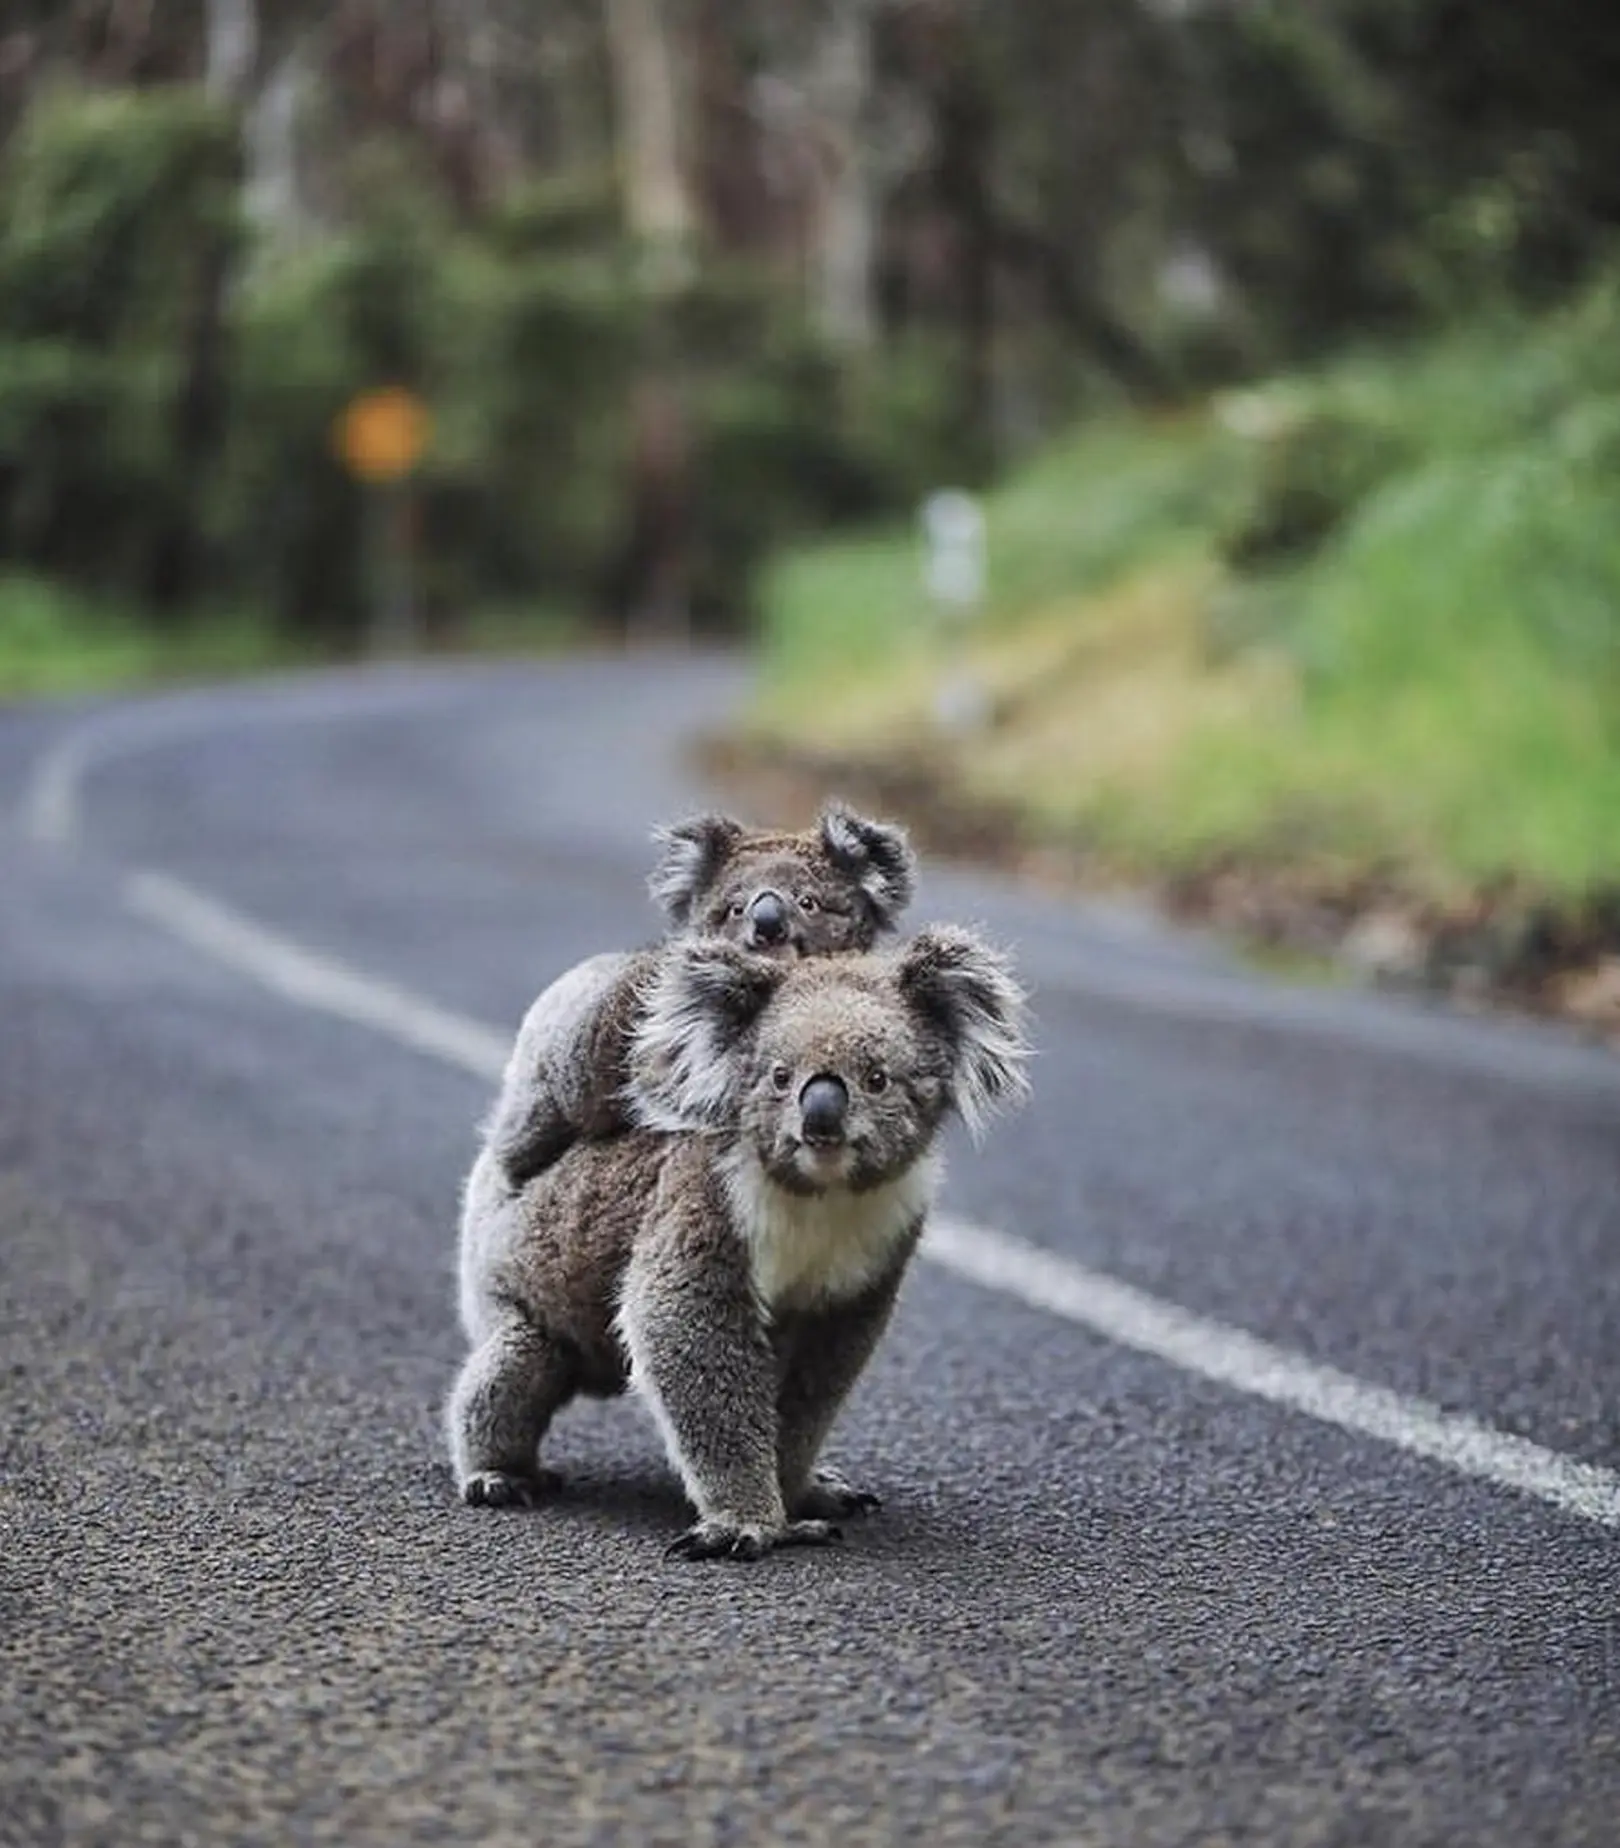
[898,926,1031,1140]
[648,813,747,927]
[628,940,784,1131]
[819,802,916,935]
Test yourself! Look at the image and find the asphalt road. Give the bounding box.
[2,655,1618,1847]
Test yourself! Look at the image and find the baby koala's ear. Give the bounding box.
[628,940,784,1131]
[898,926,1031,1140]
[648,813,747,927]
[819,802,916,935]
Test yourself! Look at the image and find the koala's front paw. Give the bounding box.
[793,1466,882,1521]
[460,1467,562,1509]
[665,1516,844,1563]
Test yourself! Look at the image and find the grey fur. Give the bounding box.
[448,927,1030,1560]
[645,814,747,926]
[817,802,916,934]
[484,805,916,1191]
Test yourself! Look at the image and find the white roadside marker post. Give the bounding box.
[921,489,989,734]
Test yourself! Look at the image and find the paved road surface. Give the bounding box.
[2,657,1617,1846]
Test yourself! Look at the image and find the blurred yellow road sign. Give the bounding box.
[335,387,430,482]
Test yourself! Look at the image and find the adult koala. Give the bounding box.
[481,805,915,1193]
[448,927,1030,1560]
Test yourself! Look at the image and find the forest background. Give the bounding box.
[3,0,1618,1009]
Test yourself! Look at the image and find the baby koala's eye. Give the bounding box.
[798,893,819,913]
[771,1063,794,1093]
[864,1067,889,1094]
[728,900,747,918]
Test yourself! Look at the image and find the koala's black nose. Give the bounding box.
[748,890,791,948]
[799,1074,849,1145]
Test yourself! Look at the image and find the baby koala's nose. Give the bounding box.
[798,1074,850,1145]
[747,890,792,948]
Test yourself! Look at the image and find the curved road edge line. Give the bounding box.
[18,667,495,850]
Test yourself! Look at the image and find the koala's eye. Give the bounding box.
[771,1063,794,1093]
[864,1067,889,1094]
[798,893,819,913]
[728,900,747,918]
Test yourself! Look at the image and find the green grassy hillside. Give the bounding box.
[748,275,1620,902]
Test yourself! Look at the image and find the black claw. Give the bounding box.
[667,1523,775,1562]
[666,1516,849,1562]
[462,1468,559,1509]
[799,1475,881,1519]
[667,1533,730,1563]
[666,1526,723,1561]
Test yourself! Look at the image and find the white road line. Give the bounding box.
[19,669,485,849]
[121,864,1620,1532]
[924,1218,1620,1529]
[23,727,91,845]
[24,694,280,849]
[125,871,512,1079]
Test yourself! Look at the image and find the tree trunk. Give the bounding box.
[204,0,257,102]
[934,45,997,474]
[243,45,312,241]
[812,0,878,350]
[603,0,696,639]
[146,0,256,613]
[604,0,693,278]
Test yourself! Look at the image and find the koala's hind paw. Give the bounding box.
[460,1467,562,1509]
[665,1516,845,1563]
[794,1467,882,1521]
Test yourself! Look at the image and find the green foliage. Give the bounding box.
[0,85,239,343]
[427,239,640,609]
[219,142,471,639]
[1181,4,1432,355]
[0,571,290,696]
[1341,0,1620,305]
[0,88,940,652]
[843,337,981,512]
[484,174,625,258]
[222,220,647,641]
[1181,274,1620,887]
[983,419,1229,611]
[757,415,1229,691]
[222,240,378,635]
[757,268,1620,895]
[1006,0,1620,382]
[0,86,240,594]
[689,329,969,623]
[1218,407,1409,570]
[15,0,1618,679]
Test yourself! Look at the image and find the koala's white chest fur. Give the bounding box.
[721,1148,941,1312]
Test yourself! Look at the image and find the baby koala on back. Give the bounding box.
[479,804,915,1193]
